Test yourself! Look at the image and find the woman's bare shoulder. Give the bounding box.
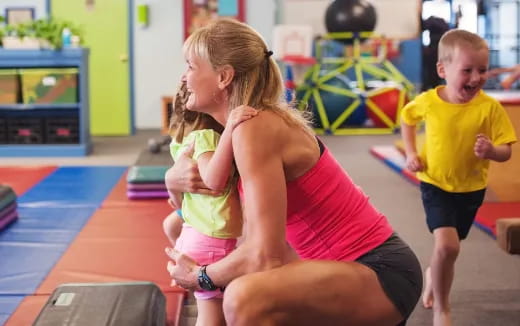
[234,110,284,139]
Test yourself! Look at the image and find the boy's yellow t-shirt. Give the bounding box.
[401,87,517,192]
[170,129,242,239]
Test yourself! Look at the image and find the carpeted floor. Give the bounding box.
[325,134,520,326]
[135,135,173,166]
[134,146,173,166]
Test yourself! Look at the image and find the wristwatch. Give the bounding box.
[197,265,219,291]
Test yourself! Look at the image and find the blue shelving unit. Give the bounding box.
[0,48,91,157]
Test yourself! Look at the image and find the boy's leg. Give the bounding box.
[420,182,460,326]
[430,227,459,326]
[422,266,433,308]
[196,298,226,326]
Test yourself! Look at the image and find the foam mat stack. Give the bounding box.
[0,184,18,231]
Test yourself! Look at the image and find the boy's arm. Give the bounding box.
[490,144,513,162]
[400,121,418,156]
[475,134,513,162]
[401,121,425,172]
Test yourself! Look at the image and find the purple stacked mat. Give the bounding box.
[0,184,18,230]
[126,166,169,199]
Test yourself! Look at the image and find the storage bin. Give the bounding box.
[0,118,6,143]
[20,68,78,104]
[7,117,44,144]
[45,116,79,144]
[0,69,20,104]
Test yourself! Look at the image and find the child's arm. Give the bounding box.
[474,134,513,162]
[167,189,183,209]
[198,106,258,191]
[401,121,425,172]
[488,66,518,78]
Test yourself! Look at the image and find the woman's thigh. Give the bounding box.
[223,260,403,326]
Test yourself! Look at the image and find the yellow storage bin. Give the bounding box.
[0,69,20,104]
[20,68,78,104]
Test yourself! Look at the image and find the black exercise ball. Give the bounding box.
[325,0,377,44]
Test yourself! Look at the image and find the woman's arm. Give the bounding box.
[209,112,289,277]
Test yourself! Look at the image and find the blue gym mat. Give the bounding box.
[0,296,24,325]
[0,166,126,323]
[18,167,127,206]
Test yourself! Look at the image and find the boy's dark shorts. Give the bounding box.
[420,182,486,240]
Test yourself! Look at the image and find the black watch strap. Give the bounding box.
[198,265,221,291]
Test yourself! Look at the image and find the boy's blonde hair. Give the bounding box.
[438,29,489,64]
[169,80,223,144]
[182,18,314,135]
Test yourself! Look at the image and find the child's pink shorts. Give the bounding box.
[174,224,237,300]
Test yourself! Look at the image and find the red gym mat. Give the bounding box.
[0,166,56,196]
[474,202,520,237]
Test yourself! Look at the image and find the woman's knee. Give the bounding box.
[223,275,270,325]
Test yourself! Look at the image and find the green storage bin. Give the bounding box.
[20,68,78,104]
[0,69,20,104]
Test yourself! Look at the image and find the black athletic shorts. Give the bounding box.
[356,233,422,323]
[420,182,486,240]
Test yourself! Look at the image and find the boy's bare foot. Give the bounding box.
[422,267,433,309]
[433,310,452,326]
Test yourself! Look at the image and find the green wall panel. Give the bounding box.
[52,0,130,135]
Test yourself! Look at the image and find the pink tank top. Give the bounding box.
[240,145,393,261]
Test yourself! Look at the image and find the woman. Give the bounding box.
[165,18,422,325]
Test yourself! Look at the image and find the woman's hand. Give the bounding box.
[165,247,200,290]
[165,142,220,195]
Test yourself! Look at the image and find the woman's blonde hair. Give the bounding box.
[183,18,313,135]
[438,29,489,64]
[169,79,223,144]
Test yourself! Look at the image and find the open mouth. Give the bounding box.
[463,85,477,91]
[463,85,479,94]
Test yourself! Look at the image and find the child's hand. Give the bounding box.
[474,134,494,159]
[227,105,258,130]
[405,153,425,172]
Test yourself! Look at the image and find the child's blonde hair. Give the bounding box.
[169,80,223,144]
[183,18,314,135]
[438,29,489,64]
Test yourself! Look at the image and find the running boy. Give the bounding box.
[401,29,517,326]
